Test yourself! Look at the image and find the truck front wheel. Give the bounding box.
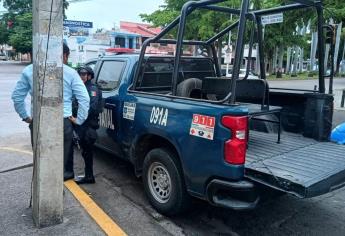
[142,148,190,216]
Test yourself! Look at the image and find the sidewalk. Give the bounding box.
[0,142,105,236]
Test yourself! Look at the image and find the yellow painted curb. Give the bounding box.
[64,180,127,236]
[0,147,32,155]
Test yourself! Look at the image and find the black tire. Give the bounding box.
[176,78,202,98]
[142,148,190,216]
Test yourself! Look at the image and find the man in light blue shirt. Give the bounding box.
[11,43,90,181]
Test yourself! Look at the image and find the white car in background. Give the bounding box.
[226,69,259,79]
[0,53,7,61]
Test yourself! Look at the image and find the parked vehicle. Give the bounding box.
[0,52,7,61]
[87,0,345,215]
[225,69,259,79]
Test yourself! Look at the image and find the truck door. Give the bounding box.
[95,59,127,157]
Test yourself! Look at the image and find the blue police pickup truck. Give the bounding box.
[86,0,345,216]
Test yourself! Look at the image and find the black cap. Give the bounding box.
[77,65,94,79]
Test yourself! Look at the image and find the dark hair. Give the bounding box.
[63,43,70,56]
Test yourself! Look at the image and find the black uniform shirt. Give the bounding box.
[73,80,103,129]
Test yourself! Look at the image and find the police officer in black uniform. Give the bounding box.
[74,65,103,184]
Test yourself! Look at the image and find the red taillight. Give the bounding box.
[221,116,248,165]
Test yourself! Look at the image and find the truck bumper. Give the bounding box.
[206,179,259,210]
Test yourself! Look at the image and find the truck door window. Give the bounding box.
[97,60,125,91]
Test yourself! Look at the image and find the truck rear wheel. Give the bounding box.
[142,148,190,216]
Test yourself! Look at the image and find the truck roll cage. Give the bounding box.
[133,0,326,105]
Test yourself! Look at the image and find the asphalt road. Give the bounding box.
[2,62,345,236]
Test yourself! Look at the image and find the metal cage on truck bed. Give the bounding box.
[132,0,329,102]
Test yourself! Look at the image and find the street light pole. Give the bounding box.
[32,0,64,227]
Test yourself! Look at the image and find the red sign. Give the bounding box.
[192,114,215,128]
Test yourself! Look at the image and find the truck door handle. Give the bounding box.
[105,103,116,108]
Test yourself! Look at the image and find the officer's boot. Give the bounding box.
[84,154,95,183]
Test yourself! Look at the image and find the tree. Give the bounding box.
[141,0,240,65]
[0,20,9,45]
[141,0,240,40]
[8,13,32,55]
[141,0,302,68]
[1,0,69,15]
[0,0,69,57]
[2,0,31,14]
[141,0,345,76]
[323,0,345,25]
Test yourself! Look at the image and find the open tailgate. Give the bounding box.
[245,131,345,198]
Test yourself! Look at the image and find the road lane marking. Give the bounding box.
[0,147,32,155]
[64,180,127,236]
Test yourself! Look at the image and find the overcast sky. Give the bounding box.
[66,0,164,31]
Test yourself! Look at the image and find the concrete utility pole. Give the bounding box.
[32,0,64,227]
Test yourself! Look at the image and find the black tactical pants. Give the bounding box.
[77,125,97,177]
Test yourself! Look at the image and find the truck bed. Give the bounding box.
[245,131,345,198]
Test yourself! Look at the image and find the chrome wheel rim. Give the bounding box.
[148,162,171,204]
